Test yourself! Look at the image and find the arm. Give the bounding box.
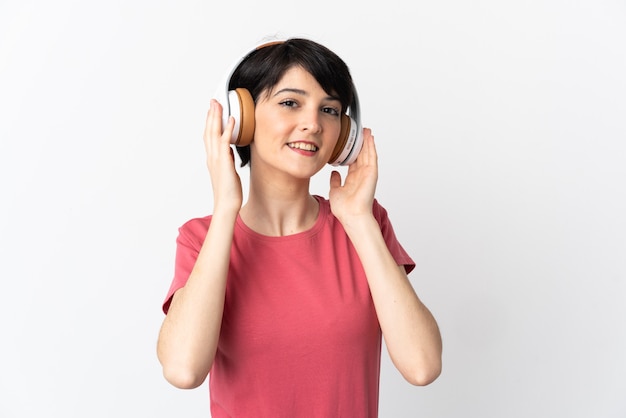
[156,100,242,389]
[343,217,442,385]
[329,129,442,386]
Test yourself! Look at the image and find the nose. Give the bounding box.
[300,108,322,134]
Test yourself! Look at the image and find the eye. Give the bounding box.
[279,99,298,108]
[322,106,340,116]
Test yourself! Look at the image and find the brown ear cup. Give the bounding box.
[234,87,256,146]
[328,114,351,163]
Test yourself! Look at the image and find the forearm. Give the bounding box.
[343,216,442,386]
[157,210,237,389]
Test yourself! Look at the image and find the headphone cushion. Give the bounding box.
[328,114,351,164]
[233,88,256,146]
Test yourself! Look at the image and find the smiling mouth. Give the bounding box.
[288,142,318,152]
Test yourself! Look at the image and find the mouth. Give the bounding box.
[287,142,318,152]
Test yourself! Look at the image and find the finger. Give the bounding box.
[355,128,373,166]
[329,170,342,189]
[206,100,236,153]
[208,99,224,138]
[204,100,217,145]
[366,130,377,162]
[204,102,218,155]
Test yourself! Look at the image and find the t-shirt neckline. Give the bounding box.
[235,195,328,241]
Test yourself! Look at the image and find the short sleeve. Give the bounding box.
[372,199,415,274]
[161,217,210,314]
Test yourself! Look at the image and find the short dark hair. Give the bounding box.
[229,38,356,166]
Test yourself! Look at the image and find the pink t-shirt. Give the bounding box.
[163,196,415,417]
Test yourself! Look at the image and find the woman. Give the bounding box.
[157,37,442,417]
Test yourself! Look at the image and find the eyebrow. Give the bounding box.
[272,88,340,102]
[273,88,306,97]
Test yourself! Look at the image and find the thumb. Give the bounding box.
[329,170,342,190]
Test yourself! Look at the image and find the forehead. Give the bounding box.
[274,66,316,86]
[269,66,338,99]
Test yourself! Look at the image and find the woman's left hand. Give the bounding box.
[329,128,378,224]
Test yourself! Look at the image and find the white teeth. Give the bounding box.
[288,142,318,151]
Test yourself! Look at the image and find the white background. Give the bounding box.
[1,1,625,417]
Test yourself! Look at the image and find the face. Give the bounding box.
[251,66,343,178]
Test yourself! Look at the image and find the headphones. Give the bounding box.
[214,39,363,166]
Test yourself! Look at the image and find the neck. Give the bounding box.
[241,187,319,237]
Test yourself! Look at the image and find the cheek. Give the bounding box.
[254,108,288,139]
[325,120,342,143]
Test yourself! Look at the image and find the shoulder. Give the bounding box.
[177,215,213,243]
[371,198,388,218]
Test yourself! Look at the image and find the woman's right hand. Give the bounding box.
[203,99,243,214]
